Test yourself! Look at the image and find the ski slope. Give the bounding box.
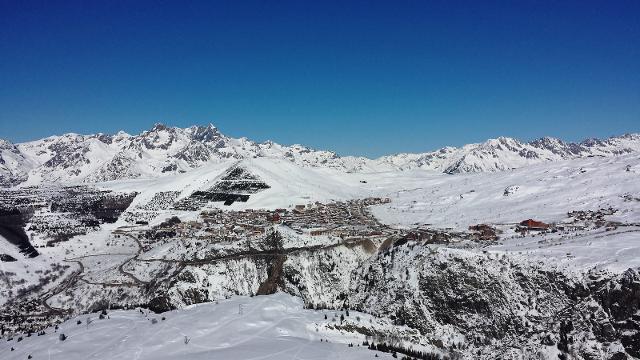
[370,153,640,229]
[487,225,640,273]
[100,157,379,215]
[1,293,391,360]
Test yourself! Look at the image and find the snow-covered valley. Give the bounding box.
[1,127,640,359]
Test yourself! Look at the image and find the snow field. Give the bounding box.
[0,293,392,360]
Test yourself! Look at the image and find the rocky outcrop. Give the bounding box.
[0,139,29,187]
[0,207,38,258]
[592,269,640,357]
[158,239,640,359]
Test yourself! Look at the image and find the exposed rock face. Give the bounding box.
[0,254,18,262]
[347,243,631,358]
[0,207,39,258]
[593,269,640,357]
[255,255,286,296]
[148,295,175,314]
[0,139,29,187]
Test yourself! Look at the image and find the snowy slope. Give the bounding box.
[488,225,640,273]
[371,153,640,230]
[101,157,378,218]
[0,293,393,360]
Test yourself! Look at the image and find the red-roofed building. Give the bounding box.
[519,219,550,230]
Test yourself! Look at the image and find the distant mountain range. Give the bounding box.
[1,123,639,187]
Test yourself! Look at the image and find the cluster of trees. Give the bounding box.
[363,339,452,360]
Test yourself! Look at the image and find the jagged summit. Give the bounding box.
[0,124,358,186]
[150,122,167,131]
[189,123,221,142]
[0,125,638,187]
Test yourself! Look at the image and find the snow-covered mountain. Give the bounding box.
[1,124,639,187]
[377,133,640,173]
[1,124,368,186]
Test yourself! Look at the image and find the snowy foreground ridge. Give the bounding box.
[1,125,640,359]
[0,293,393,360]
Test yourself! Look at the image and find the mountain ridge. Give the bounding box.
[1,123,639,187]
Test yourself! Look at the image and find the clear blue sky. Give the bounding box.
[1,0,638,157]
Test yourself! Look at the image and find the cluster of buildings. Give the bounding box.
[281,198,392,239]
[141,197,394,247]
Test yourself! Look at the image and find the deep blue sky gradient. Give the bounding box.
[1,0,639,156]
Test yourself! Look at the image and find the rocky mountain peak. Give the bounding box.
[150,123,168,132]
[0,139,18,152]
[480,136,522,150]
[530,136,564,147]
[189,123,223,143]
